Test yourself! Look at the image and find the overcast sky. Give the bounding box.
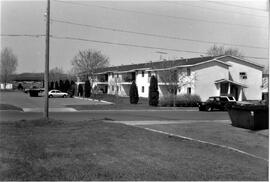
[1,0,269,73]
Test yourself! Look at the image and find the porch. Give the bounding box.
[215,79,247,101]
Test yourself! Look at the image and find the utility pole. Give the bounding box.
[44,0,50,119]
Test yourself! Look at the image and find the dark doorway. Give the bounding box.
[231,85,239,101]
[131,72,136,81]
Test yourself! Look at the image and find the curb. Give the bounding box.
[73,109,198,112]
[23,108,78,112]
[104,120,231,125]
[73,96,113,104]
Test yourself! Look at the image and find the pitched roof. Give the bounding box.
[92,56,218,74]
[11,73,44,81]
[11,73,76,81]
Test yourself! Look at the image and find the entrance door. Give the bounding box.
[230,85,239,101]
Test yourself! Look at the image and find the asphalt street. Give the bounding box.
[0,110,230,122]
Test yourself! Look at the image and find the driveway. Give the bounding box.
[0,91,108,109]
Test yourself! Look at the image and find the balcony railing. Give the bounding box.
[122,76,133,82]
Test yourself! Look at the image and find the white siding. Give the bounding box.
[219,57,263,100]
[136,70,150,98]
[193,62,229,101]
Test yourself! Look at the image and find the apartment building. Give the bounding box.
[83,55,264,101]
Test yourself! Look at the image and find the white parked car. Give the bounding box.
[48,90,68,98]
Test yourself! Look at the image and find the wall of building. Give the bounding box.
[218,57,263,100]
[0,83,13,90]
[136,70,151,97]
[193,62,229,101]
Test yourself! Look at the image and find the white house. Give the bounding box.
[85,55,264,101]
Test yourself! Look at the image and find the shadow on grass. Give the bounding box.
[14,118,64,128]
[0,104,23,111]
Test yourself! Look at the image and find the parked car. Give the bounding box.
[24,88,30,94]
[48,90,68,98]
[198,96,236,111]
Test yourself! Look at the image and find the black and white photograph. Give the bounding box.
[0,0,269,180]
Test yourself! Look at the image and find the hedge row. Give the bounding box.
[160,94,201,107]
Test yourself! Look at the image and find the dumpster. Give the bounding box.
[227,102,268,130]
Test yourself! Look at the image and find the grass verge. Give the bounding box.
[0,118,268,180]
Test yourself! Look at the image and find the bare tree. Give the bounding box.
[207,44,244,58]
[109,74,121,103]
[71,49,109,81]
[158,65,195,107]
[49,67,64,82]
[0,48,18,89]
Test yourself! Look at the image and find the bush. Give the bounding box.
[149,76,159,106]
[160,94,201,107]
[84,80,91,98]
[78,84,83,97]
[64,80,71,92]
[129,81,139,104]
[50,82,54,90]
[60,80,66,92]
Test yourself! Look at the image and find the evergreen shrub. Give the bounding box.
[129,81,139,104]
[149,75,159,106]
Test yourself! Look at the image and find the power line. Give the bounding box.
[208,1,268,12]
[53,0,267,29]
[2,33,268,60]
[166,1,267,18]
[51,18,268,50]
[51,35,269,60]
[51,35,207,54]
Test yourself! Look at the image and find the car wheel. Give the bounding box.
[49,95,53,98]
[63,95,66,98]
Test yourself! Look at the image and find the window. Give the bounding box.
[187,87,191,94]
[187,68,191,76]
[240,72,247,79]
[220,97,227,102]
[142,71,144,77]
[142,86,144,93]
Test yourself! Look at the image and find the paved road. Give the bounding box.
[0,91,106,108]
[0,110,230,122]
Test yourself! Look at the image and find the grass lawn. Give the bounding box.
[139,122,269,160]
[0,104,23,111]
[70,94,197,110]
[0,118,268,181]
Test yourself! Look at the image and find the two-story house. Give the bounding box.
[83,55,264,101]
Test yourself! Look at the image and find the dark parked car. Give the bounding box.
[198,96,236,111]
